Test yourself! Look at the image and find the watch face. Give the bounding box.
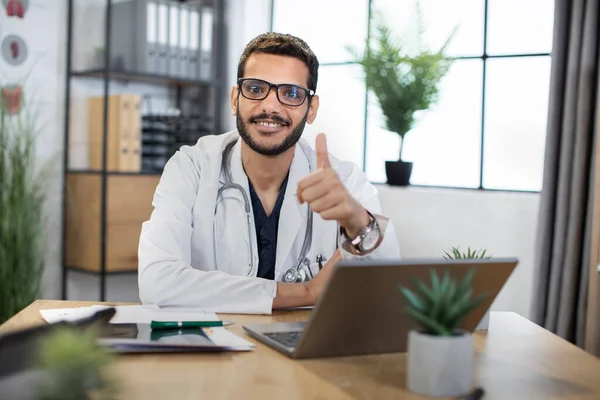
[361,229,380,251]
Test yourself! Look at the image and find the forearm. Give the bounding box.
[272,282,314,309]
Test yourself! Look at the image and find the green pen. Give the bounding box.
[150,320,235,330]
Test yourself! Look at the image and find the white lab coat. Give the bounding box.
[138,130,400,314]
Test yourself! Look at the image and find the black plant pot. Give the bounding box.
[385,160,413,186]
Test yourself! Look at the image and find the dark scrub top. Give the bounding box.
[248,175,289,280]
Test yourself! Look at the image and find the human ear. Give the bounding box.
[230,85,239,116]
[306,94,319,124]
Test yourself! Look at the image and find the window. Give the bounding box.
[271,0,554,191]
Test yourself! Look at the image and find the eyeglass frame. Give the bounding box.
[237,78,315,107]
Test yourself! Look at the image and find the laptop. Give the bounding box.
[243,257,518,359]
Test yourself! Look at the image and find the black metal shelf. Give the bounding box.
[71,68,220,87]
[66,265,138,276]
[66,169,163,176]
[61,0,226,302]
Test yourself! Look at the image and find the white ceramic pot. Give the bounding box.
[406,330,474,397]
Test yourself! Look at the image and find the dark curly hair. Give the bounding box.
[237,32,319,92]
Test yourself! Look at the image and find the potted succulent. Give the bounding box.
[398,268,490,397]
[351,10,455,185]
[443,246,493,331]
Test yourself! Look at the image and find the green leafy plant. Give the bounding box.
[443,246,491,260]
[398,269,490,336]
[350,3,456,161]
[0,92,49,324]
[35,326,119,400]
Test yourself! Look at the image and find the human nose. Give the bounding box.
[260,85,283,113]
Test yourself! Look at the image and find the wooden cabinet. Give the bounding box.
[65,173,160,273]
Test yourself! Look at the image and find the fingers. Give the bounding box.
[315,133,331,169]
[297,181,332,205]
[305,190,343,214]
[296,167,336,204]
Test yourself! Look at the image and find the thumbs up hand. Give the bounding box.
[297,133,370,239]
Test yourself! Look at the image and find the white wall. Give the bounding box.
[377,185,540,319]
[0,0,66,300]
[221,0,273,132]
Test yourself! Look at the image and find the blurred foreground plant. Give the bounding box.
[36,326,119,400]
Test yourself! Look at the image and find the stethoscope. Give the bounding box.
[213,138,315,283]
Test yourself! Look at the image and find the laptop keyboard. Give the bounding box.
[264,331,303,348]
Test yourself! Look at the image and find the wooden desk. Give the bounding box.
[2,300,600,400]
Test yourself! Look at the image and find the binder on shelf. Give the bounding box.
[168,2,179,78]
[128,96,143,172]
[179,4,191,79]
[156,0,170,75]
[109,0,158,74]
[199,7,213,81]
[188,5,200,80]
[89,94,142,172]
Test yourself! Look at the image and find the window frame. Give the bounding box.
[270,0,552,193]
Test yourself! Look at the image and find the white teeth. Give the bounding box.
[257,121,281,128]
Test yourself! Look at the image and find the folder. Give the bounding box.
[199,7,213,81]
[156,0,169,75]
[88,94,142,172]
[128,96,142,172]
[179,4,191,78]
[168,2,180,78]
[188,6,200,80]
[145,1,159,74]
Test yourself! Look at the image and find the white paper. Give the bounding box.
[40,305,218,325]
[203,327,254,349]
[40,307,97,324]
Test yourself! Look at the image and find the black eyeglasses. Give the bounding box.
[238,78,314,107]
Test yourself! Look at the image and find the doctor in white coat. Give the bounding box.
[138,32,400,314]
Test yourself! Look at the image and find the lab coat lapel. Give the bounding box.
[228,139,259,274]
[275,144,310,279]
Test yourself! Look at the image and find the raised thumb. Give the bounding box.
[316,133,330,169]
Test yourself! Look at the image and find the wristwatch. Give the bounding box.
[341,210,382,255]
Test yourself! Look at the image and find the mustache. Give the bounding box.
[248,113,290,126]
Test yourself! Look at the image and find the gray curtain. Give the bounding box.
[532,0,600,347]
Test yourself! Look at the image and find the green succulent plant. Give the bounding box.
[398,268,490,336]
[443,246,491,260]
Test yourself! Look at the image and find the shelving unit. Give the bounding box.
[60,0,225,301]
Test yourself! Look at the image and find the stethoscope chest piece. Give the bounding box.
[283,267,307,283]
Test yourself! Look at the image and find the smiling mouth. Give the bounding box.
[255,121,284,128]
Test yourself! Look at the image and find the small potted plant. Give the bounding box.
[398,268,490,397]
[351,7,455,186]
[443,246,492,331]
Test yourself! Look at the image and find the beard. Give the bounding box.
[236,108,308,156]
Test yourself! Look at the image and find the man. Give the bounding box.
[138,32,400,314]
